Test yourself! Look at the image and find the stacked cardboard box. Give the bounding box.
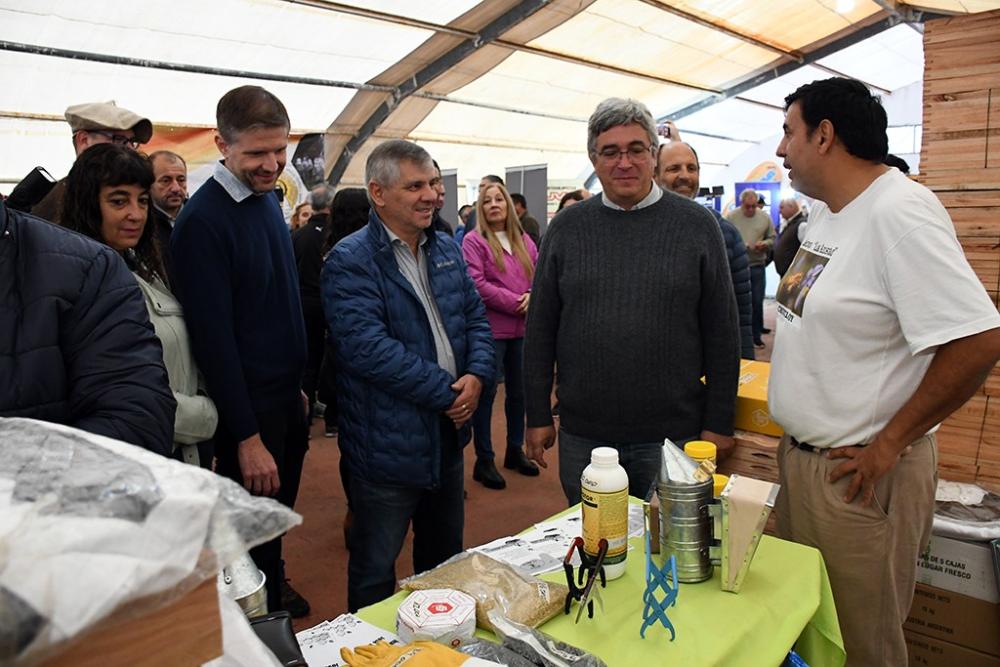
[904,531,1000,666]
[919,9,1000,493]
[731,360,783,438]
[915,535,999,603]
[906,532,1000,666]
[905,583,1000,667]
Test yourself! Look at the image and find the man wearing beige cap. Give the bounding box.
[29,101,152,223]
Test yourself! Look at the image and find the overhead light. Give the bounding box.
[836,0,855,13]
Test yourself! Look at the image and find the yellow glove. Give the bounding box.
[340,640,470,667]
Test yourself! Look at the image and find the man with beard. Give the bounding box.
[148,150,188,284]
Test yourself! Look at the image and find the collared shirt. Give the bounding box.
[381,222,458,378]
[153,203,177,228]
[212,160,254,203]
[601,182,662,211]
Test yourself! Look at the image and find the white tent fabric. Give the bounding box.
[0,0,995,190]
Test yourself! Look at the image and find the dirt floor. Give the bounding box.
[284,301,778,630]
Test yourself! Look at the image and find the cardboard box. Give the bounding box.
[905,583,1000,656]
[905,630,1000,667]
[916,534,999,603]
[734,360,784,437]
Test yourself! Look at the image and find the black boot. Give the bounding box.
[504,448,540,476]
[473,458,506,490]
[278,561,311,619]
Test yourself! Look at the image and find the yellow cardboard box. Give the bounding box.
[734,360,783,437]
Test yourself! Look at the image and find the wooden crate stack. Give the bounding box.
[920,9,1000,492]
[719,430,779,484]
[719,430,781,535]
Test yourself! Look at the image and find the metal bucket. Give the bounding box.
[658,477,714,583]
[217,553,268,618]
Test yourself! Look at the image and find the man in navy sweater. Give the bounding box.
[171,86,310,616]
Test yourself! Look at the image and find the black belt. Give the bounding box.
[789,437,868,454]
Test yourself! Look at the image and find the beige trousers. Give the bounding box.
[775,433,938,667]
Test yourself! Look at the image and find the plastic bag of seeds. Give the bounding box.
[458,638,537,667]
[487,611,607,667]
[400,552,568,630]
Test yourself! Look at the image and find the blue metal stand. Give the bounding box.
[640,528,678,640]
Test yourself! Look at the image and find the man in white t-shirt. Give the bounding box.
[770,77,1000,666]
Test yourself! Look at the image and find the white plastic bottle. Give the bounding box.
[580,447,629,580]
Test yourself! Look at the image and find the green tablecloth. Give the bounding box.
[357,510,845,667]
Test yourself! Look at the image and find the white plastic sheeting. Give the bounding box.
[0,418,301,665]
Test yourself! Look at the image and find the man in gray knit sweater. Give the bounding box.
[524,98,740,505]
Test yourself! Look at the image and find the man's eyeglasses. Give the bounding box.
[596,144,653,163]
[87,130,140,149]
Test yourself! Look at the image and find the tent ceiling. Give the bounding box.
[527,1,781,88]
[0,0,437,86]
[1,0,998,186]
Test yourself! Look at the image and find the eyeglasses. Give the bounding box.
[87,130,140,149]
[596,144,653,163]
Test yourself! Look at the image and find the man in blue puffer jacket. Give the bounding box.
[0,201,175,454]
[321,140,495,612]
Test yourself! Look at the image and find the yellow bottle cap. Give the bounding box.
[713,474,729,498]
[684,440,717,462]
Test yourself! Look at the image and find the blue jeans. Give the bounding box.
[346,421,464,612]
[470,337,525,461]
[558,429,667,506]
[750,264,766,341]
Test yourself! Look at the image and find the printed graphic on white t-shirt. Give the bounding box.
[774,239,836,326]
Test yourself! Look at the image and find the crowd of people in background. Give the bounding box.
[3,77,999,667]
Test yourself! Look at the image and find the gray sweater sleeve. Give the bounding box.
[698,216,740,435]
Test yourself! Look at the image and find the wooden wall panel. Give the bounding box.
[921,9,1000,487]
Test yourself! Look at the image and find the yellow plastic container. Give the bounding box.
[684,440,717,465]
[713,473,729,498]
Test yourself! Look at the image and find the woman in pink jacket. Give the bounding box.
[462,183,539,490]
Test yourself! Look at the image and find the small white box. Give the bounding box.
[916,534,999,604]
[395,589,476,648]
